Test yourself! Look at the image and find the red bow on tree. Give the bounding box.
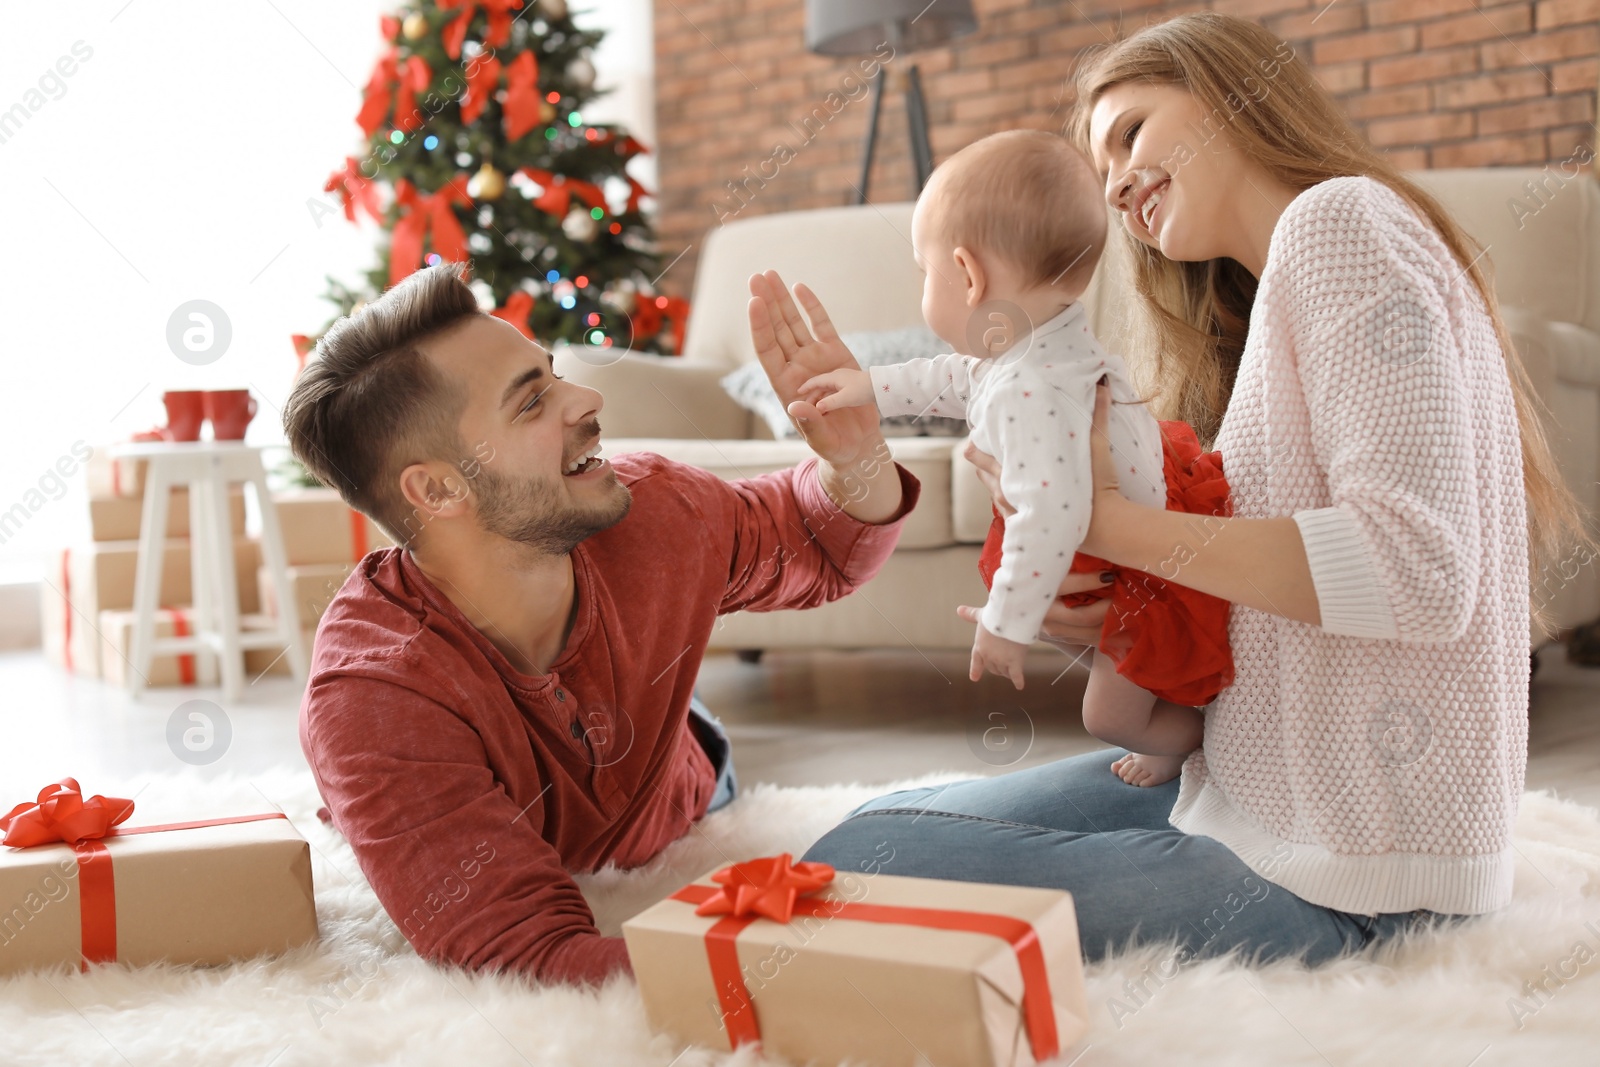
[324,156,383,225]
[389,175,473,286]
[356,19,432,138]
[519,168,608,219]
[692,853,836,923]
[631,295,691,354]
[1,779,135,848]
[461,51,542,140]
[491,291,536,340]
[623,175,652,216]
[438,0,524,61]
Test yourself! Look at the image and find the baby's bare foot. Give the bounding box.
[1111,751,1187,787]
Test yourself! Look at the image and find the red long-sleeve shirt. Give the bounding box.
[299,452,918,986]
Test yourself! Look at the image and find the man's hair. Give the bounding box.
[923,129,1108,295]
[282,260,483,547]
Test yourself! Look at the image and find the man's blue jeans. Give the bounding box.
[800,747,1469,967]
[687,693,738,814]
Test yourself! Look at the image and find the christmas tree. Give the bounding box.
[295,0,688,374]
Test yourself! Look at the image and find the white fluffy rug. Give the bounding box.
[3,766,1599,1067]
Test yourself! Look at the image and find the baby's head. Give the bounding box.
[912,130,1107,355]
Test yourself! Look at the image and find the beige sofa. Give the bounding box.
[554,168,1600,655]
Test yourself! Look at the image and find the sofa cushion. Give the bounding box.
[603,436,959,549]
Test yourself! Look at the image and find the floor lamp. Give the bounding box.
[805,0,978,204]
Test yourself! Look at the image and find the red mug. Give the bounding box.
[203,389,257,440]
[160,391,206,442]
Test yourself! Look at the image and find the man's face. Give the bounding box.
[421,316,631,556]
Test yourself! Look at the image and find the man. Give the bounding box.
[283,261,918,986]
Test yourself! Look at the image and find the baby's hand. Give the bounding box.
[797,368,874,414]
[969,622,1030,690]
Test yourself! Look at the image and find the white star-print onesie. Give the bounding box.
[867,302,1167,644]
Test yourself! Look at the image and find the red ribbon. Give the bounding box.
[388,175,472,286]
[161,607,196,686]
[518,168,607,219]
[348,509,369,559]
[357,39,432,138]
[2,780,290,970]
[669,855,1059,1059]
[324,156,382,225]
[461,51,542,140]
[59,549,73,673]
[437,0,524,61]
[491,291,536,340]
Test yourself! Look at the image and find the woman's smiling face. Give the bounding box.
[1088,81,1250,265]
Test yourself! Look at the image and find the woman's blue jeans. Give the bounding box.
[800,747,1466,967]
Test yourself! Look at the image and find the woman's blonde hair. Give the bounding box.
[1068,11,1596,643]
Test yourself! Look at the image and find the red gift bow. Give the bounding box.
[693,853,836,923]
[324,156,383,225]
[518,168,607,219]
[461,51,542,140]
[491,291,537,340]
[1,778,134,848]
[669,855,1060,1059]
[438,0,524,61]
[356,32,432,138]
[389,175,473,286]
[3,780,290,970]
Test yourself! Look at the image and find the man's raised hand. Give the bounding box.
[747,270,883,466]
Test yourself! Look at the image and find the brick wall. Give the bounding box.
[650,0,1598,295]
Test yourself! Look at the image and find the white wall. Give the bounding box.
[0,0,654,582]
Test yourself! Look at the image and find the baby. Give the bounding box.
[800,130,1234,786]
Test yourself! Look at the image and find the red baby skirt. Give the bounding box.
[977,419,1235,708]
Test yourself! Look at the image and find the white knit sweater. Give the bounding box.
[1167,176,1530,917]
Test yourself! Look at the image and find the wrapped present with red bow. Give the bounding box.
[621,854,1088,1067]
[0,779,318,976]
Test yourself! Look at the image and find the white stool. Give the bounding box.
[108,440,307,702]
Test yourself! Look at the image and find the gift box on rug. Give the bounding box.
[96,608,295,686]
[0,779,319,976]
[622,855,1089,1067]
[40,539,264,678]
[257,562,355,627]
[87,486,247,542]
[273,489,392,566]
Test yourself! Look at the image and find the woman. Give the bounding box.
[800,12,1596,967]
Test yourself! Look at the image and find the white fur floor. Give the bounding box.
[2,767,1598,1067]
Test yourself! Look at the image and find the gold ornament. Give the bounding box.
[402,13,428,39]
[469,161,506,200]
[539,100,557,124]
[538,0,568,20]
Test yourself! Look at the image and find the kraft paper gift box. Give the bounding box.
[97,608,292,686]
[87,485,246,542]
[41,539,264,678]
[257,561,355,626]
[0,780,320,976]
[621,855,1089,1067]
[273,489,392,566]
[84,447,146,499]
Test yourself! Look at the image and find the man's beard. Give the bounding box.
[472,463,632,557]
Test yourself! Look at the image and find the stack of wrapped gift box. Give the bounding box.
[256,487,393,643]
[43,449,279,686]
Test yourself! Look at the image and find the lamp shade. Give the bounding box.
[805,0,978,56]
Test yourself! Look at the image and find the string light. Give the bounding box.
[423,135,439,150]
[389,130,404,144]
